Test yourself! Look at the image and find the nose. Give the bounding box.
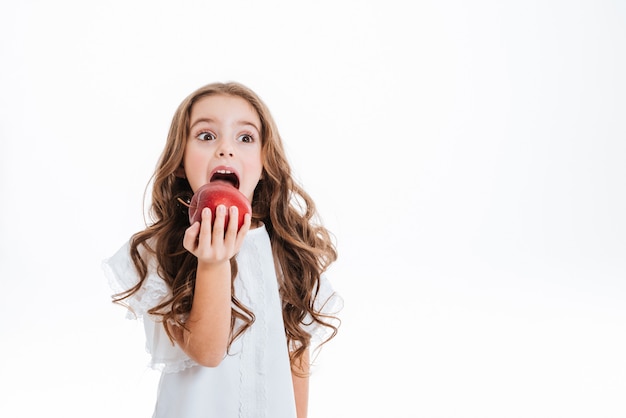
[216,140,234,157]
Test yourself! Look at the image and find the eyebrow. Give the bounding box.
[190,117,261,133]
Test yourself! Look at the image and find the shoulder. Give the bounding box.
[103,237,170,317]
[104,237,157,280]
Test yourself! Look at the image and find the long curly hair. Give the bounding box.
[112,81,339,370]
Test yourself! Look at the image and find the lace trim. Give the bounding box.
[126,273,169,319]
[151,356,197,374]
[237,261,252,417]
[237,234,269,418]
[150,317,197,373]
[254,235,268,418]
[103,258,170,319]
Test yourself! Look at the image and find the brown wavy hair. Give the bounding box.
[112,81,339,371]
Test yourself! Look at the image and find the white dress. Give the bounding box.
[103,224,342,418]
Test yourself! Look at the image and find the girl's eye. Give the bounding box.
[238,134,254,143]
[197,132,216,141]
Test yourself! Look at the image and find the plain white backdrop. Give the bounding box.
[1,1,625,417]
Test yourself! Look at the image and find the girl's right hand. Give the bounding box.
[182,205,251,266]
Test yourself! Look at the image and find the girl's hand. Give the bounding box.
[182,205,251,265]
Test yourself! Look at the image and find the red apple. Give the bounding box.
[188,181,251,230]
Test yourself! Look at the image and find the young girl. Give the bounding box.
[103,82,342,418]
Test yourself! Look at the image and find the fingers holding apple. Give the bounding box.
[180,182,253,262]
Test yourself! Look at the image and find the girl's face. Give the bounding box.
[183,94,264,202]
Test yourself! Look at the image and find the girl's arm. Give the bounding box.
[292,348,310,418]
[173,260,233,367]
[174,206,250,367]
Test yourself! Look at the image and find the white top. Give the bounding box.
[103,224,342,418]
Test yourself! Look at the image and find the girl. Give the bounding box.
[103,82,342,418]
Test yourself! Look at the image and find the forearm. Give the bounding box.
[292,349,310,418]
[176,260,232,367]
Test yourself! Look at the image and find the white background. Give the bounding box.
[1,1,625,417]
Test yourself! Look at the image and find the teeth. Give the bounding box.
[216,169,233,174]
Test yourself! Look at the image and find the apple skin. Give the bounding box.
[188,182,252,229]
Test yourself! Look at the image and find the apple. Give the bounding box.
[187,181,252,229]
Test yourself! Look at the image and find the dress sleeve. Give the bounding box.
[102,241,197,373]
[302,274,344,355]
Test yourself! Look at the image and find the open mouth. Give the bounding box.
[210,169,240,189]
